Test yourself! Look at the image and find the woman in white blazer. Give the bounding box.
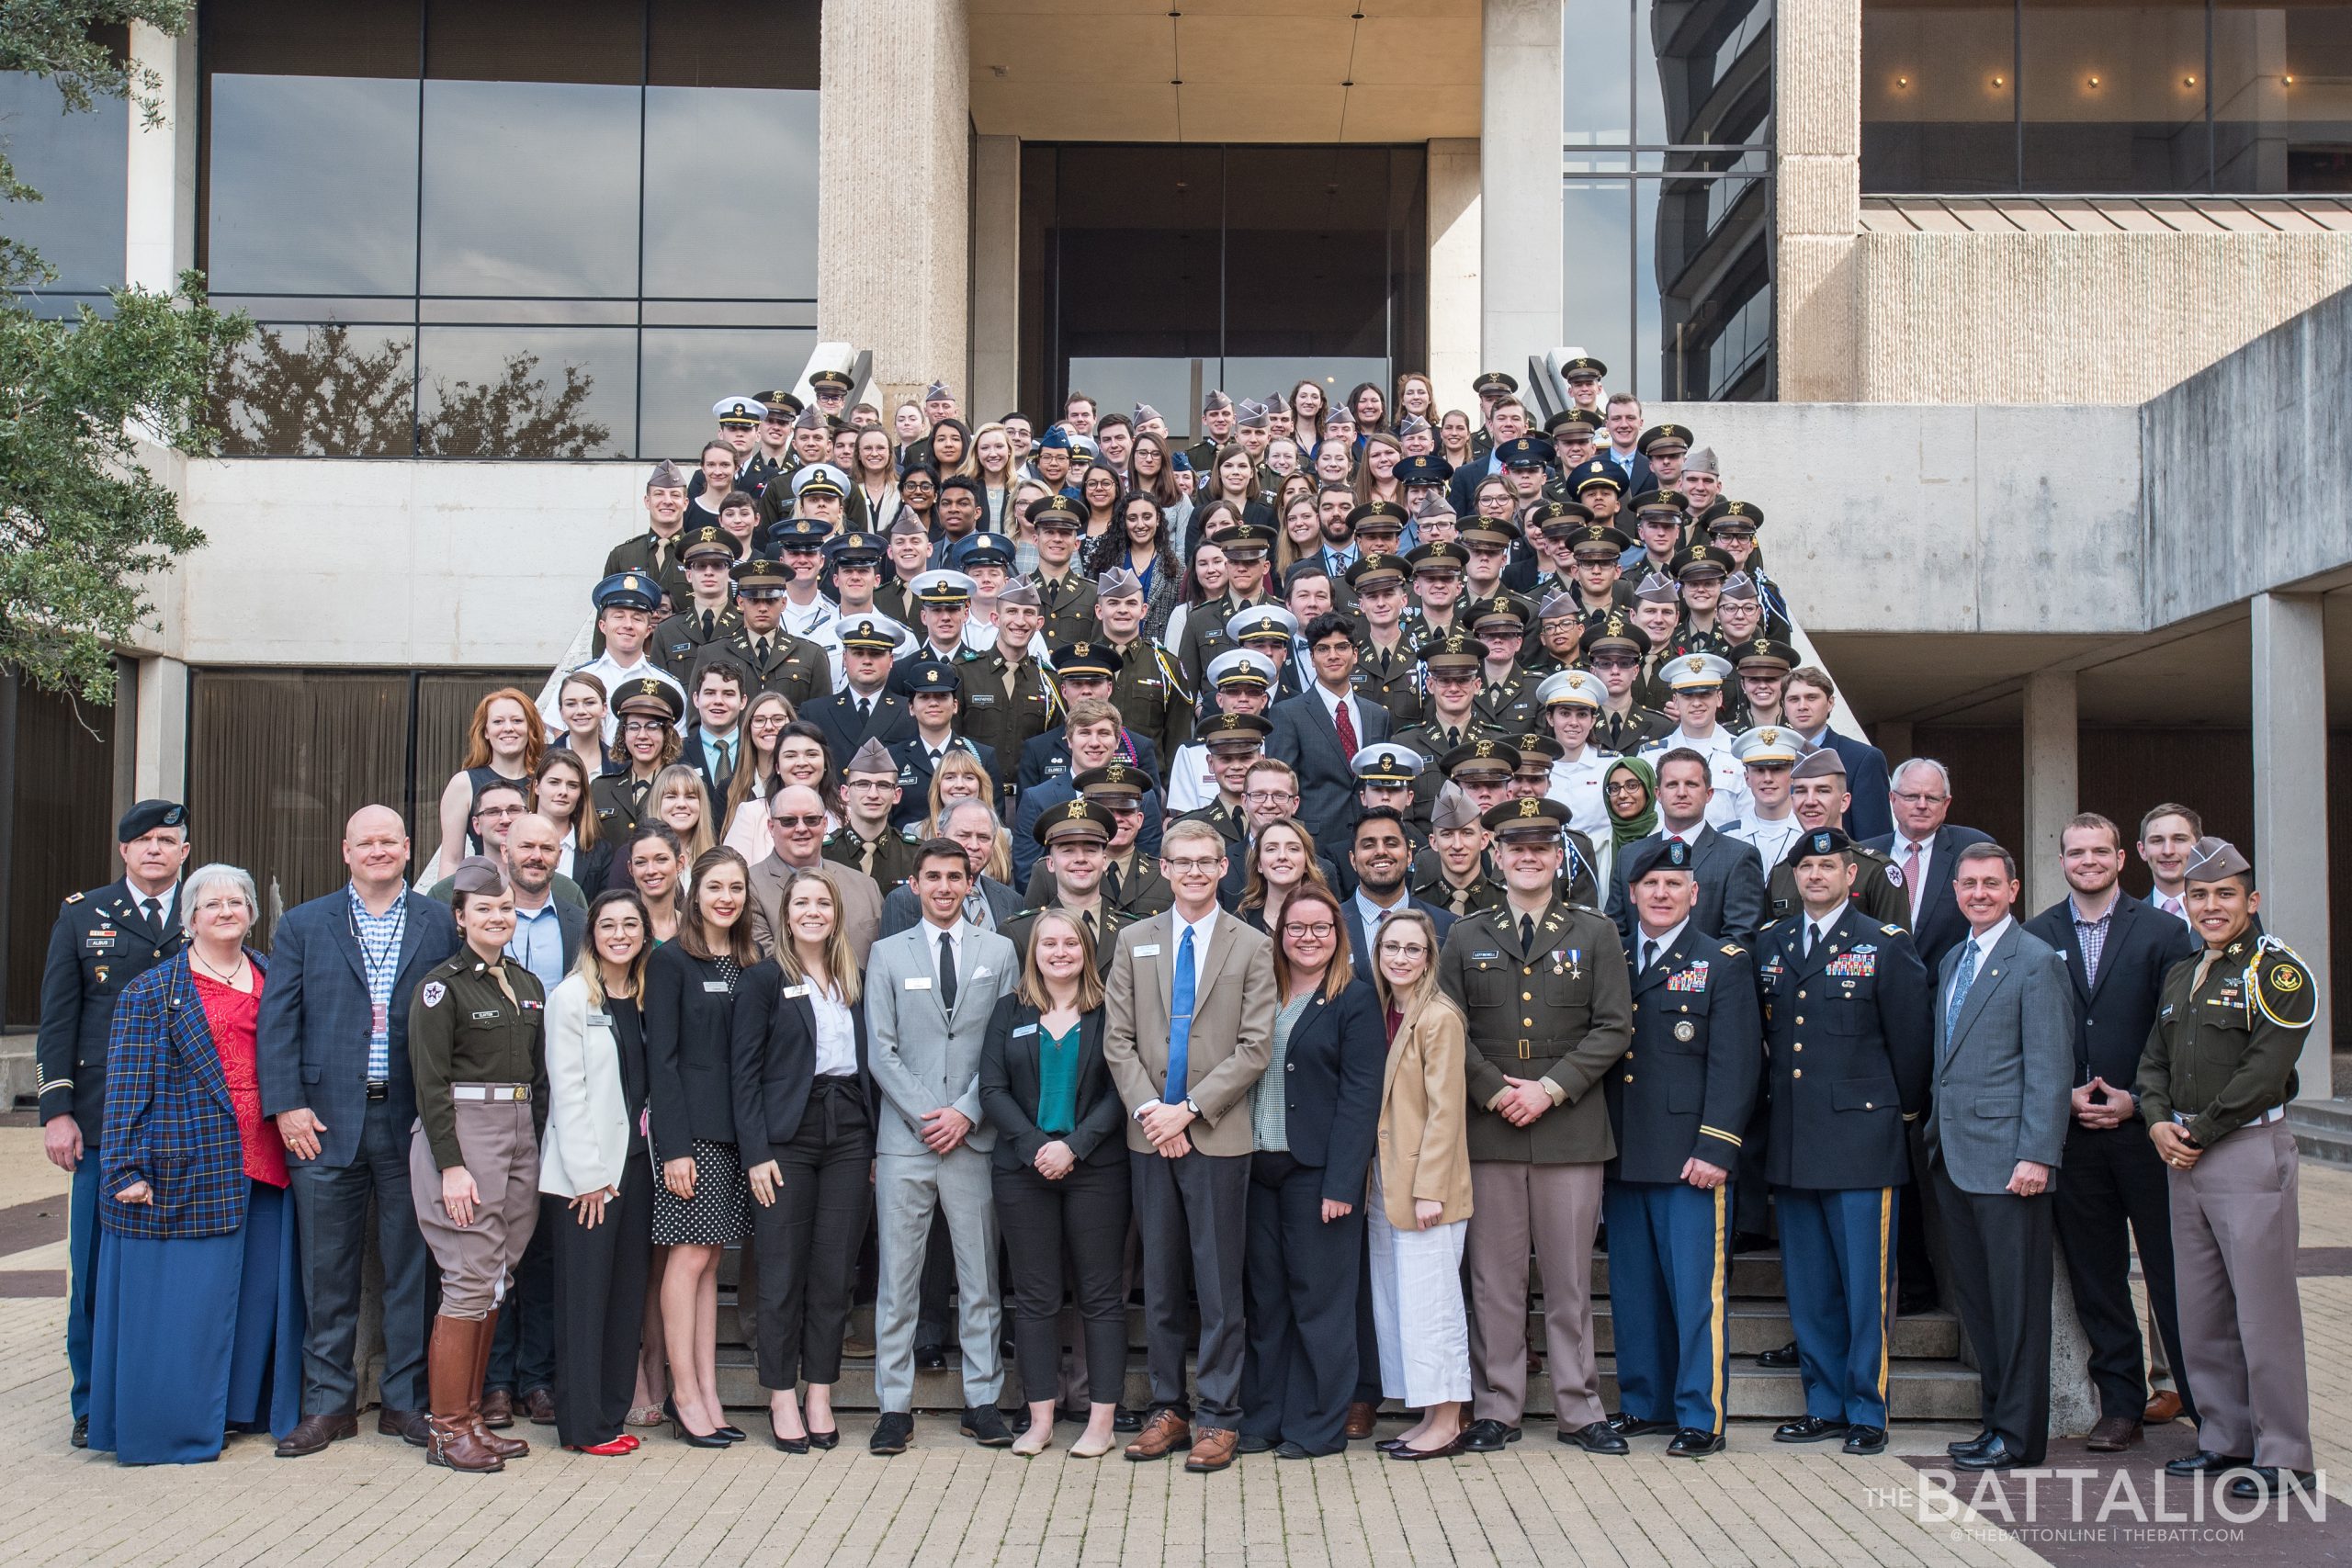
[540,890,657,1456]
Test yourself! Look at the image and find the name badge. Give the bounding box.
[470,1010,500,1021]
[1012,1023,1037,1038]
[967,693,996,707]
[782,984,810,999]
[906,976,933,990]
[1135,944,1161,957]
[371,1002,389,1036]
[702,980,729,993]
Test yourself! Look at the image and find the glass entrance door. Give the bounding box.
[1019,144,1427,442]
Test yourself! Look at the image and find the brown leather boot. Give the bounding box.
[469,1309,529,1460]
[426,1315,504,1472]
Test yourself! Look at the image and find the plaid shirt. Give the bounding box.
[350,883,409,1082]
[2073,901,2115,988]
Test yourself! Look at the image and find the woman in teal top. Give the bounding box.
[978,909,1129,1460]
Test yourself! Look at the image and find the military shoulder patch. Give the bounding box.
[2250,942,2317,1029]
[422,981,447,1010]
[1883,863,1904,886]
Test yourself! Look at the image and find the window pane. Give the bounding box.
[1042,145,1223,406]
[206,74,420,295]
[1862,0,2019,191]
[0,71,126,292]
[650,0,820,88]
[1645,0,1775,145]
[1066,357,1208,445]
[214,323,420,457]
[640,326,814,459]
[2020,0,2211,191]
[420,80,641,298]
[200,0,421,77]
[1224,147,1400,361]
[2213,2,2352,193]
[1648,172,1773,398]
[1567,0,1635,144]
[642,87,819,299]
[1635,176,1663,399]
[1564,177,1634,389]
[418,326,635,457]
[424,0,643,85]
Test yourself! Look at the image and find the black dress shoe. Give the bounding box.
[808,1426,840,1450]
[671,1410,730,1450]
[1773,1416,1849,1444]
[1950,1436,2018,1470]
[1273,1440,1315,1460]
[769,1418,810,1454]
[1604,1413,1673,1438]
[1560,1420,1631,1455]
[915,1343,948,1371]
[716,1423,748,1443]
[1235,1434,1276,1455]
[2229,1467,2317,1501]
[72,1415,89,1450]
[1667,1428,1725,1458]
[870,1412,914,1454]
[1731,1231,1775,1255]
[1843,1426,1889,1456]
[1461,1419,1522,1452]
[1948,1430,1994,1458]
[1756,1342,1802,1369]
[1114,1406,1146,1433]
[1386,1432,1468,1461]
[2165,1449,2253,1476]
[961,1405,1013,1447]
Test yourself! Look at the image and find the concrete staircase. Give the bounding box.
[2288,1095,2352,1166]
[706,1245,1979,1421]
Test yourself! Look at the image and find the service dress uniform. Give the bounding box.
[824,822,920,890]
[38,860,186,1438]
[1603,876,1760,1444]
[1752,892,1930,1440]
[955,648,1059,775]
[1765,841,1908,929]
[723,624,831,711]
[651,604,743,682]
[1030,570,1099,652]
[2135,902,2316,1479]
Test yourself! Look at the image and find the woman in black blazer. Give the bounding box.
[641,848,756,1448]
[978,908,1130,1460]
[1240,883,1386,1458]
[729,866,873,1454]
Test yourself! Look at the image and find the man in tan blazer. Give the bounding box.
[745,784,880,965]
[1103,818,1276,1473]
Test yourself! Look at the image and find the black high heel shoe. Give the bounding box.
[808,1424,840,1450]
[770,1416,810,1455]
[663,1396,731,1449]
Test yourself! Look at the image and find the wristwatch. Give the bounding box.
[1181,1097,1203,1118]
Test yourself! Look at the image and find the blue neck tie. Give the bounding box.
[1168,926,1196,1102]
[1944,939,1979,1043]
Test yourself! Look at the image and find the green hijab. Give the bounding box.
[1604,755,1659,851]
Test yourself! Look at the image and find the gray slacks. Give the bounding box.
[874,1144,1002,1411]
[2170,1120,2312,1471]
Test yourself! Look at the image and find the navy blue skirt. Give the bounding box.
[88,1179,304,1464]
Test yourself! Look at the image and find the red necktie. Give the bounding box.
[1334,696,1358,754]
[1905,843,1925,922]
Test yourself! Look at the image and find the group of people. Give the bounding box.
[33,365,2315,1498]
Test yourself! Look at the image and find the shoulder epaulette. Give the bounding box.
[2249,935,2318,1029]
[1719,942,1745,956]
[1882,923,1905,936]
[64,891,84,905]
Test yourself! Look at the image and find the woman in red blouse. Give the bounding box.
[90,863,302,1464]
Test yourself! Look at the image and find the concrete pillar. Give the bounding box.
[1774,0,1860,400]
[968,134,1021,422]
[1427,139,1483,412]
[123,20,197,292]
[1479,0,1563,371]
[132,656,187,803]
[2251,592,2334,1096]
[819,0,970,413]
[2021,670,2078,913]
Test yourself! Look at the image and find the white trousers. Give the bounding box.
[1366,1165,1472,1406]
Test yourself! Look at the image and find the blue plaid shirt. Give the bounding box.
[349,883,409,1082]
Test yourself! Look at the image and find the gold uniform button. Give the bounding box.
[1522,992,1532,1001]
[1623,1074,1634,1084]
[1792,1043,1802,1052]
[1792,1068,1803,1078]
[1522,1018,1534,1028]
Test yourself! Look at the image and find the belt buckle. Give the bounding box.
[366,1080,389,1101]
[1517,1039,1532,1060]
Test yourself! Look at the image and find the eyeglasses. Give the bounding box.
[1283,921,1338,940]
[770,813,827,829]
[1162,857,1224,874]
[474,804,525,819]
[620,719,668,734]
[1378,941,1431,959]
[1242,790,1296,805]
[844,779,896,793]
[1589,656,1639,671]
[1892,791,1949,807]
[1605,781,1647,796]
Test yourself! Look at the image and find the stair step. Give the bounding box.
[2288,1100,2352,1165]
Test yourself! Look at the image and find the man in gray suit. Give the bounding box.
[862,839,1019,1454]
[1925,841,2072,1471]
[1603,749,1764,943]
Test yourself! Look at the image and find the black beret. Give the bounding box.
[1624,836,1697,884]
[118,799,187,842]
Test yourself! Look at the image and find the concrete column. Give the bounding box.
[819,0,970,413]
[2251,592,2334,1097]
[2021,670,2078,913]
[1427,139,1483,412]
[1773,0,1860,400]
[1479,0,1563,371]
[968,134,1021,422]
[123,20,197,291]
[132,656,187,803]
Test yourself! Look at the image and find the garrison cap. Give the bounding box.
[923,381,953,402]
[845,738,899,776]
[1394,414,1431,440]
[1624,836,1698,884]
[1202,389,1234,413]
[118,799,187,841]
[1235,399,1271,431]
[1637,423,1694,457]
[1732,726,1804,766]
[1132,402,1162,426]
[1483,795,1571,839]
[1536,591,1585,625]
[1351,746,1424,786]
[449,855,510,898]
[1682,446,1721,478]
[1430,782,1482,831]
[993,580,1040,609]
[1035,424,1076,451]
[887,511,931,538]
[612,676,685,722]
[1050,641,1124,680]
[1719,570,1760,603]
[1035,797,1116,847]
[1789,746,1848,781]
[1093,567,1146,601]
[792,405,827,431]
[2184,836,2253,885]
[1537,669,1605,710]
[594,571,662,613]
[1632,570,1681,605]
[713,396,765,426]
[647,459,690,490]
[1205,647,1277,689]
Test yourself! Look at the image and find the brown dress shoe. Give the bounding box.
[481,1389,516,1429]
[1185,1427,1241,1472]
[1124,1409,1194,1461]
[2143,1390,2183,1424]
[274,1412,357,1458]
[1343,1402,1379,1440]
[378,1407,431,1446]
[523,1388,557,1426]
[2086,1416,2143,1452]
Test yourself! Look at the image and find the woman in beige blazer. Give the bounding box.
[1365,908,1476,1460]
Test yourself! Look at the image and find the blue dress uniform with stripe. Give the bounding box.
[1603,839,1761,1449]
[35,799,189,1445]
[1753,828,1931,1449]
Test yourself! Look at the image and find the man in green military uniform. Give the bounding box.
[721,554,830,709]
[650,527,744,681]
[1172,523,1278,691]
[1438,795,1633,1457]
[1093,568,1191,763]
[955,581,1058,770]
[1763,748,1907,929]
[1583,611,1674,755]
[1412,783,1507,919]
[825,739,922,890]
[1343,552,1421,725]
[602,460,695,616]
[1078,762,1175,919]
[2138,837,2316,1501]
[1002,799,1131,972]
[1023,496,1099,650]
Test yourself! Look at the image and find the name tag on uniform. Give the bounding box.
[702,980,729,993]
[1135,944,1161,958]
[905,976,933,990]
[967,693,996,707]
[1012,1023,1037,1038]
[782,984,810,999]
[470,1009,500,1021]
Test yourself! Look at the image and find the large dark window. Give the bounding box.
[198,0,821,459]
[1863,0,2352,193]
[1019,145,1427,441]
[1563,0,1776,400]
[2,27,131,318]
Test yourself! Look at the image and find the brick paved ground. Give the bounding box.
[8,1125,2351,1565]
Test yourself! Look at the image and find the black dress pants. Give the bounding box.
[993,1155,1132,1405]
[749,1079,875,1389]
[551,1159,654,1449]
[1933,1161,2052,1464]
[1242,1150,1365,1455]
[2054,1120,2197,1423]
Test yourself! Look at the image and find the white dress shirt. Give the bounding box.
[1730,812,1803,873]
[808,985,857,1077]
[1545,750,1610,837]
[1634,917,1690,974]
[553,653,684,742]
[1315,681,1361,745]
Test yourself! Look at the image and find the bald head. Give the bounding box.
[768,784,829,867]
[342,804,411,893]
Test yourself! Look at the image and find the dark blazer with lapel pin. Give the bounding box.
[1863,823,1994,975]
[642,940,748,1153]
[1925,920,2074,1194]
[40,877,189,1145]
[1265,687,1394,852]
[1610,922,1761,1185]
[728,957,873,1164]
[1264,976,1388,1204]
[2022,893,2196,1092]
[1603,825,1767,946]
[1340,897,1456,976]
[256,886,461,1168]
[978,996,1126,1172]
